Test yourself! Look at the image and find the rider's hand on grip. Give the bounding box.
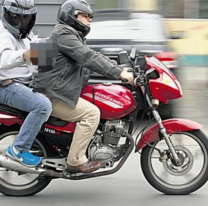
[120,67,134,84]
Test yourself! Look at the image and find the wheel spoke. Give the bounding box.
[159,168,170,182]
[0,128,51,196]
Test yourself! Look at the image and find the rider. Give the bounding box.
[0,0,52,167]
[33,0,134,173]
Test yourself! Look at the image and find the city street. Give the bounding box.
[0,0,208,203]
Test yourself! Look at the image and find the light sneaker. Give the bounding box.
[6,145,41,168]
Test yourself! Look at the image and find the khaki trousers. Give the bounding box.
[50,97,100,166]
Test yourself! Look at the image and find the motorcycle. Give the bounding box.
[0,47,208,196]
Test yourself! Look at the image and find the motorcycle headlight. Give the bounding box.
[162,73,178,89]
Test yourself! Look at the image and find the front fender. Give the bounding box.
[135,118,202,152]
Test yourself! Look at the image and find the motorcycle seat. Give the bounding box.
[0,103,27,118]
[0,103,68,127]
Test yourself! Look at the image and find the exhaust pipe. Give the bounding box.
[0,154,64,178]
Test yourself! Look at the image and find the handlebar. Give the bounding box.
[118,48,154,85]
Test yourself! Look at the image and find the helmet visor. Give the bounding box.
[74,10,93,19]
[4,9,36,30]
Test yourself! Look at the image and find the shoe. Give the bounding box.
[67,161,101,173]
[6,145,41,168]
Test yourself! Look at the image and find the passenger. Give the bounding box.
[0,0,52,167]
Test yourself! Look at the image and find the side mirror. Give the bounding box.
[117,51,133,68]
[117,51,129,64]
[130,47,137,61]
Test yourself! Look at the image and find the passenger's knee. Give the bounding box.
[36,96,52,115]
[43,98,52,115]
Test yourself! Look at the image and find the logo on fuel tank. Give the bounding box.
[82,92,124,108]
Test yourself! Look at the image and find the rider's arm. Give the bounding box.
[56,31,122,80]
[0,35,27,70]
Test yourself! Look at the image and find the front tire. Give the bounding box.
[140,130,208,195]
[0,125,52,196]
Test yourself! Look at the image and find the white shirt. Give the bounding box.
[0,21,32,84]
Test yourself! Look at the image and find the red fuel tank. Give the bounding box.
[81,84,137,120]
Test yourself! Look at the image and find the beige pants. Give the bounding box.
[50,97,100,166]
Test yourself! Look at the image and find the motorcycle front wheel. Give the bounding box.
[0,126,52,196]
[140,129,208,195]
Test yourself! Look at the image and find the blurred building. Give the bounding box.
[126,0,208,67]
[0,0,207,66]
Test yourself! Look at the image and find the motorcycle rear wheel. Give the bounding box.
[0,125,52,196]
[140,129,208,195]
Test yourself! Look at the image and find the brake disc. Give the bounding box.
[162,146,194,176]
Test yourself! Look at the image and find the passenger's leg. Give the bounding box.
[0,82,52,166]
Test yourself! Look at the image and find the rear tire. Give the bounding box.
[0,125,52,196]
[140,130,208,195]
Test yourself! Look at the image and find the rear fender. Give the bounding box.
[135,118,202,152]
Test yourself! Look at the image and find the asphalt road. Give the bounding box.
[1,151,208,206]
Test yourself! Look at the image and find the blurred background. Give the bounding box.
[0,0,208,131]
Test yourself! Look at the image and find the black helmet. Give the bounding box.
[57,0,93,37]
[1,0,37,39]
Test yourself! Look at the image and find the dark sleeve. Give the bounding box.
[56,32,122,80]
[82,67,90,88]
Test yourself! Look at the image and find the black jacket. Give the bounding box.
[33,23,122,108]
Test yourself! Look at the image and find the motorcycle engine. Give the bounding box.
[103,120,125,145]
[88,120,125,167]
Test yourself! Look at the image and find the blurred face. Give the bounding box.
[76,12,92,27]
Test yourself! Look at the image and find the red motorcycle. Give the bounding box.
[0,48,208,196]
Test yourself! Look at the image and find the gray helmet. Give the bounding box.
[57,0,93,37]
[1,0,37,39]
